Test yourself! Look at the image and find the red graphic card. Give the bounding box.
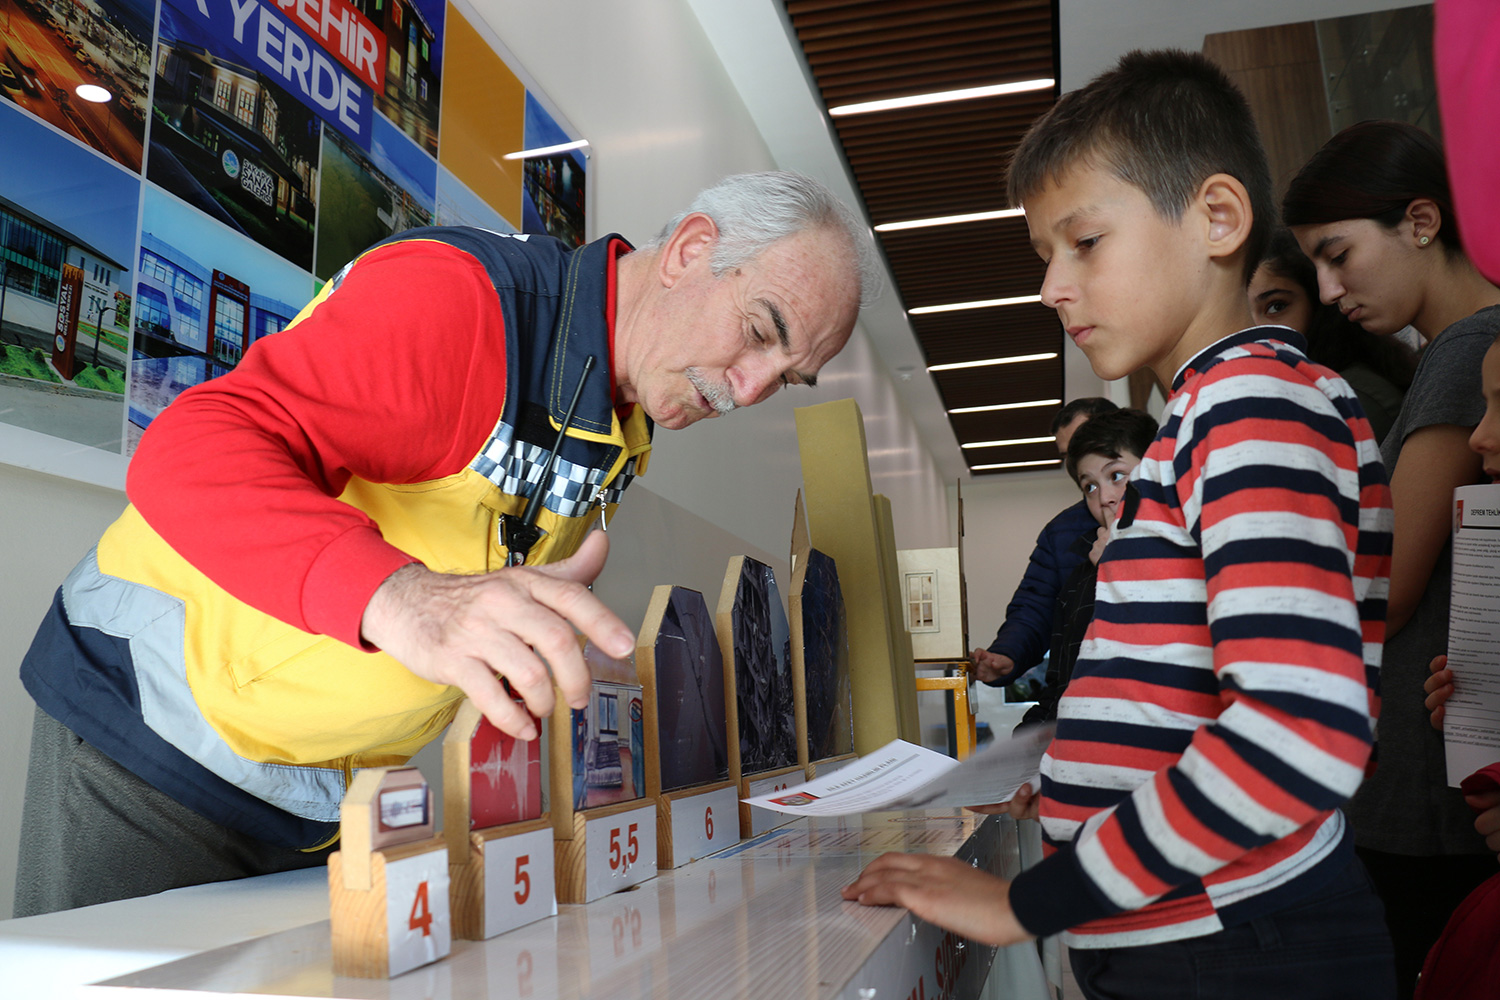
[468,712,543,829]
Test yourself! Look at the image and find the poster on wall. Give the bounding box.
[0,102,138,456]
[0,0,584,486]
[0,0,155,173]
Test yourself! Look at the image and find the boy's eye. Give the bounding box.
[1081,481,1098,494]
[1110,470,1129,483]
[1330,250,1348,266]
[1076,236,1100,252]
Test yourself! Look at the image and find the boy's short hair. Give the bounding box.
[1008,49,1274,283]
[1065,407,1160,482]
[1050,396,1118,436]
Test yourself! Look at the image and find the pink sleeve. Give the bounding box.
[1436,0,1500,283]
[127,241,509,647]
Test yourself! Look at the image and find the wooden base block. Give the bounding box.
[656,780,741,869]
[808,752,858,779]
[329,835,450,979]
[739,764,805,838]
[554,798,657,904]
[449,815,555,941]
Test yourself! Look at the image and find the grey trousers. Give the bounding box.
[13,706,333,918]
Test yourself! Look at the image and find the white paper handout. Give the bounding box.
[1445,484,1500,787]
[742,726,1054,816]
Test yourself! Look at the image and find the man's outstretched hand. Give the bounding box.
[360,531,633,739]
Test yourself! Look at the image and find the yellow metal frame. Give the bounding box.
[914,662,978,759]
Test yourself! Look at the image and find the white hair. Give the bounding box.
[644,171,881,308]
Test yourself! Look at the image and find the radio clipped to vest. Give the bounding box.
[498,355,595,567]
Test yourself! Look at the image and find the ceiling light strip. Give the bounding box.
[948,398,1061,415]
[972,459,1061,471]
[960,436,1055,450]
[928,352,1056,372]
[829,78,1054,117]
[910,295,1043,315]
[875,208,1024,232]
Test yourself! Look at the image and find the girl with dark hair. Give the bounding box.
[1284,119,1500,1000]
[1249,227,1417,443]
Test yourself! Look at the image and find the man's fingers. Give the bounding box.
[529,533,635,662]
[447,655,544,739]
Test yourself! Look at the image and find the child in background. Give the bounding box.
[1249,227,1416,443]
[1283,120,1500,1000]
[845,49,1396,999]
[1018,407,1157,729]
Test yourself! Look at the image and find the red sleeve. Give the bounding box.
[127,240,509,647]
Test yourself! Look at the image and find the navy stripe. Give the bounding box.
[1057,718,1198,755]
[1218,681,1375,743]
[1217,726,1348,808]
[1205,537,1355,580]
[1166,766,1270,851]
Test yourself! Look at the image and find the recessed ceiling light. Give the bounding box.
[972,459,1062,471]
[928,353,1056,372]
[76,84,112,103]
[948,398,1061,414]
[829,78,1054,117]
[502,139,590,161]
[910,295,1043,315]
[875,208,1024,232]
[960,436,1055,449]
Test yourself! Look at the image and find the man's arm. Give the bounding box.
[1008,364,1388,936]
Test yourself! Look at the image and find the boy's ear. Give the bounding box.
[1196,173,1253,263]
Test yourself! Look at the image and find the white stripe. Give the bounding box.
[1045,758,1155,792]
[1103,577,1205,605]
[1205,812,1344,908]
[1075,827,1149,910]
[1057,696,1210,732]
[1219,705,1366,797]
[1174,749,1290,838]
[1063,913,1224,950]
[1217,661,1370,711]
[1134,778,1224,876]
[1208,585,1359,631]
[1201,510,1351,560]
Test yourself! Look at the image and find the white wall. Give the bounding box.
[0,0,949,914]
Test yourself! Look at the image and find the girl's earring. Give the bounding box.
[1419,235,1431,246]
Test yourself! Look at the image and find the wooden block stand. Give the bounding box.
[550,642,658,903]
[638,584,742,868]
[443,701,556,940]
[790,491,858,784]
[739,763,806,838]
[330,767,451,979]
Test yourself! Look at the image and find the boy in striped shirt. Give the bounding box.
[845,49,1396,998]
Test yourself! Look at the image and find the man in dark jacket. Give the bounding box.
[971,397,1117,684]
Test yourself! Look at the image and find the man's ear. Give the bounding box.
[1198,173,1253,263]
[1405,198,1443,247]
[657,212,719,288]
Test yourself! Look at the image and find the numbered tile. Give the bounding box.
[482,827,557,938]
[583,803,656,901]
[668,785,740,867]
[384,850,451,977]
[746,773,797,836]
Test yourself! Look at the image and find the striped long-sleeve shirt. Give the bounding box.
[1008,328,1393,948]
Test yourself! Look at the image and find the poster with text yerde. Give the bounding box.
[0,0,585,486]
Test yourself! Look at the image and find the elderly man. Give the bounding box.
[15,171,877,916]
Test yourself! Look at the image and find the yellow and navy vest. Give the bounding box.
[21,230,651,848]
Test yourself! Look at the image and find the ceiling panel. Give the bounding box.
[783,0,1063,475]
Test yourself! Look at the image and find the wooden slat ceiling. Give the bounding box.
[783,0,1062,475]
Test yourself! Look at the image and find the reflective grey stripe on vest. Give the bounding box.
[61,549,346,822]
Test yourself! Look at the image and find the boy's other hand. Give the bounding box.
[842,853,1034,947]
[971,648,1015,684]
[1088,525,1109,565]
[967,781,1040,821]
[1424,654,1453,731]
